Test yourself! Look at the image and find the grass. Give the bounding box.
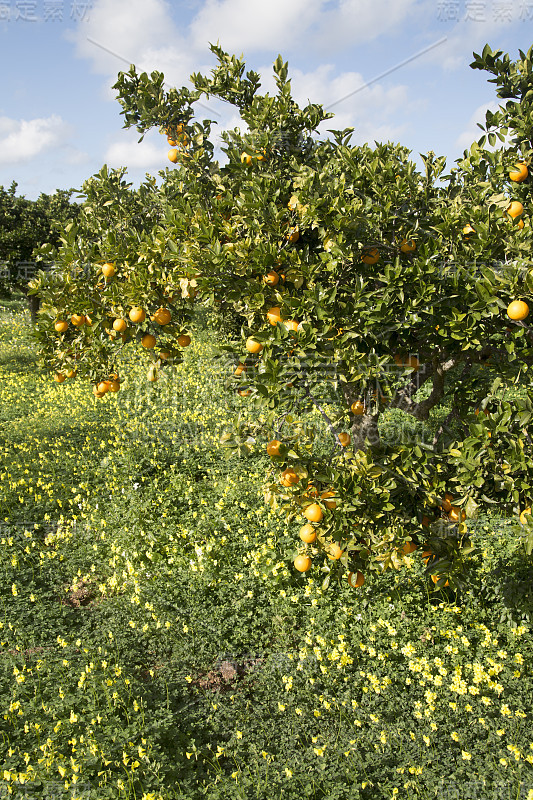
[1,304,532,800]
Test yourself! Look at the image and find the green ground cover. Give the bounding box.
[1,303,532,799]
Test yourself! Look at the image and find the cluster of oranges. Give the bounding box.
[166,124,189,163]
[53,300,191,393]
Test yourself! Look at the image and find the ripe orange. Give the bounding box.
[101,262,115,278]
[178,334,192,347]
[93,386,105,398]
[304,504,323,523]
[246,337,262,353]
[361,248,380,264]
[285,320,299,332]
[113,318,127,332]
[507,300,529,321]
[394,354,419,371]
[506,200,524,219]
[320,490,337,510]
[400,238,416,253]
[449,506,466,523]
[509,162,528,182]
[108,379,120,392]
[241,152,252,165]
[97,381,109,394]
[517,219,525,229]
[66,369,77,378]
[54,373,65,383]
[401,541,417,555]
[519,507,531,525]
[306,482,319,498]
[234,363,246,376]
[462,223,475,236]
[264,270,279,287]
[280,468,300,487]
[54,320,68,333]
[338,432,351,447]
[168,149,179,163]
[266,439,282,456]
[351,400,365,415]
[141,334,156,349]
[431,574,449,587]
[159,350,171,360]
[154,308,171,325]
[421,515,431,528]
[129,307,146,323]
[71,314,85,326]
[327,542,343,560]
[441,494,453,513]
[286,226,300,244]
[299,524,317,544]
[294,554,311,572]
[347,571,365,588]
[422,550,432,564]
[267,307,283,326]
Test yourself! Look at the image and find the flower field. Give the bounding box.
[1,302,533,800]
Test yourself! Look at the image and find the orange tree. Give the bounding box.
[30,43,533,589]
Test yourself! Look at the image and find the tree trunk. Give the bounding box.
[28,294,40,323]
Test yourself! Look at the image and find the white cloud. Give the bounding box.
[0,115,72,165]
[190,0,323,54]
[313,0,420,53]
[105,133,168,169]
[67,0,193,84]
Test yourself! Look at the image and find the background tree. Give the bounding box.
[30,43,533,590]
[0,181,80,318]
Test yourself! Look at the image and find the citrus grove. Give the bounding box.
[30,44,533,592]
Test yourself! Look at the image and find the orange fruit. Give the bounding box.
[66,369,77,378]
[401,541,417,555]
[422,550,432,564]
[394,354,419,371]
[280,468,300,487]
[71,314,85,326]
[101,262,115,278]
[506,200,524,219]
[519,507,531,525]
[327,542,343,560]
[93,386,105,398]
[347,571,365,588]
[234,363,246,376]
[113,318,127,332]
[361,248,380,264]
[108,379,120,392]
[294,554,311,572]
[54,320,68,333]
[462,223,475,236]
[509,162,528,182]
[246,337,262,353]
[266,439,282,456]
[351,400,365,415]
[306,482,319,498]
[241,152,252,165]
[286,226,300,244]
[400,238,416,253]
[141,334,156,349]
[507,300,529,321]
[421,515,431,528]
[431,574,449,587]
[159,350,171,360]
[168,149,179,163]
[267,307,283,326]
[54,373,65,383]
[129,307,146,323]
[154,308,171,325]
[320,490,337,510]
[338,432,351,447]
[178,334,192,347]
[96,381,109,394]
[285,320,299,332]
[517,219,525,229]
[299,524,317,544]
[263,270,279,287]
[304,504,323,523]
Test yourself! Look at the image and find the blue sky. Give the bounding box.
[1,0,532,200]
